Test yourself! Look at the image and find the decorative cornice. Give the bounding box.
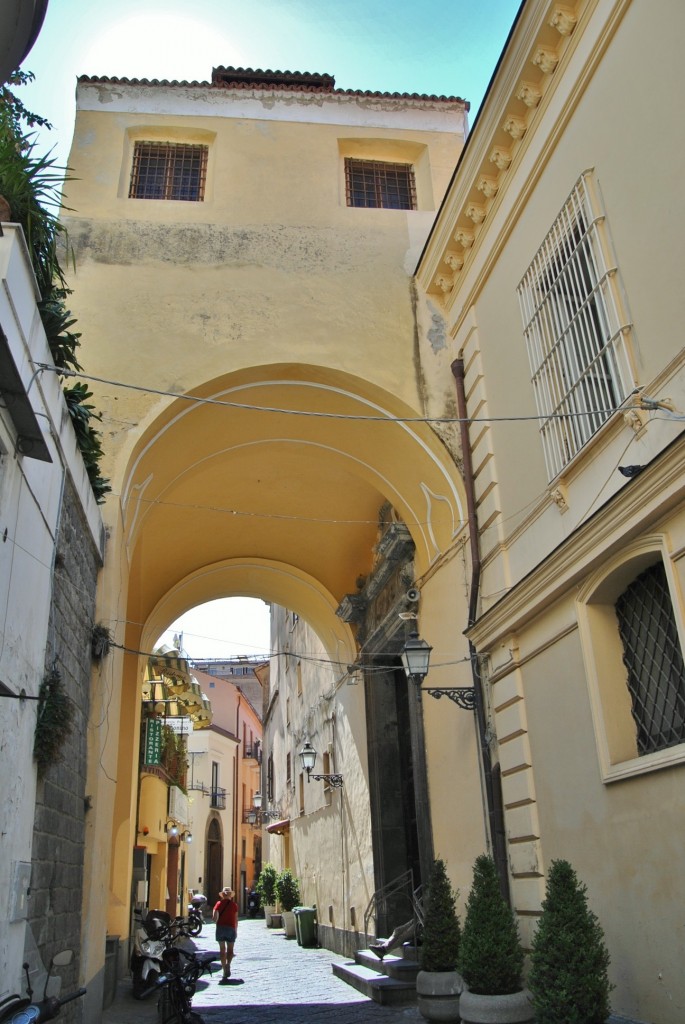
[466,202,487,225]
[420,0,585,302]
[444,251,464,271]
[532,46,560,75]
[549,6,578,36]
[477,176,500,199]
[468,435,685,650]
[516,81,543,108]
[503,115,528,141]
[454,226,475,248]
[489,146,513,171]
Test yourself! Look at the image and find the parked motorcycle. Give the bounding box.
[131,910,169,999]
[186,893,206,936]
[247,889,260,918]
[0,950,86,1023]
[156,945,219,1024]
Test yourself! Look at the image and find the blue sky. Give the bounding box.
[20,0,522,170]
[18,0,522,657]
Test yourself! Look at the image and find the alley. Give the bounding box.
[103,918,424,1024]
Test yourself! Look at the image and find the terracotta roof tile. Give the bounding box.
[76,66,468,106]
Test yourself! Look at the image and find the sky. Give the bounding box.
[19,0,522,171]
[17,0,521,658]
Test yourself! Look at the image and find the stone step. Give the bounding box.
[355,950,421,983]
[331,961,417,1005]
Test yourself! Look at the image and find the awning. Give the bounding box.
[266,818,290,836]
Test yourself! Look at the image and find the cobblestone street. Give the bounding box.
[103,918,424,1024]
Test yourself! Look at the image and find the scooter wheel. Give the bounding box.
[187,919,202,937]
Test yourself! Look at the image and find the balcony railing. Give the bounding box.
[243,745,262,764]
[209,787,226,810]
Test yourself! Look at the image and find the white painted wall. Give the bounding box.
[0,224,102,996]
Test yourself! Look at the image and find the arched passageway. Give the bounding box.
[98,362,471,943]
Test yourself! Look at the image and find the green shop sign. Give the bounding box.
[144,719,162,765]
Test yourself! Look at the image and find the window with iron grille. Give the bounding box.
[129,142,208,201]
[517,172,634,479]
[615,562,685,756]
[345,158,417,210]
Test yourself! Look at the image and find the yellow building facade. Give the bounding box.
[417,1,685,1021]
[62,67,482,1012]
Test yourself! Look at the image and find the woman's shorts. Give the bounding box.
[216,925,237,942]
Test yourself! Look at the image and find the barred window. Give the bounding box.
[345,158,416,210]
[615,562,685,756]
[517,172,634,478]
[129,142,208,201]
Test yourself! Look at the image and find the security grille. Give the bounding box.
[615,561,685,756]
[517,173,633,478]
[129,142,207,201]
[345,158,417,210]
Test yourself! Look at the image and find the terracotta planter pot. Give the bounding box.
[416,969,463,1023]
[459,987,534,1024]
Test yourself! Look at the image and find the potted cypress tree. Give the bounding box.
[416,858,463,1023]
[458,854,533,1024]
[528,859,613,1024]
[276,868,302,938]
[256,863,279,926]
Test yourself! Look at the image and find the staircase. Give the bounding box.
[332,870,424,1005]
[332,944,420,1005]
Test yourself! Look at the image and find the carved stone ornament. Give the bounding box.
[532,47,559,75]
[550,486,569,512]
[489,146,512,171]
[516,81,543,108]
[466,202,486,225]
[550,6,577,36]
[503,115,527,140]
[454,226,475,248]
[444,251,464,272]
[477,176,499,199]
[435,274,454,294]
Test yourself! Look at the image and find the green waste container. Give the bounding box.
[293,906,317,948]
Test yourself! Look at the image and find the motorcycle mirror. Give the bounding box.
[43,949,73,999]
[52,951,73,968]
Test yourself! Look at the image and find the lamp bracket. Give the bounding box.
[422,686,476,711]
[308,772,344,789]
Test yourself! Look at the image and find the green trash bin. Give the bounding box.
[293,906,317,948]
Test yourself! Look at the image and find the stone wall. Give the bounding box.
[26,474,101,1017]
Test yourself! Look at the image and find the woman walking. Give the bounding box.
[213,886,238,983]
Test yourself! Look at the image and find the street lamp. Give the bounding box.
[298,741,344,788]
[400,630,433,685]
[401,629,475,711]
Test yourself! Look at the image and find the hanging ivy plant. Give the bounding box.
[34,663,75,777]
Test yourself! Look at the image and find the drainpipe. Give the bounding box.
[451,358,510,901]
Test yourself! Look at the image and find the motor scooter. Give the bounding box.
[247,889,260,918]
[186,892,206,936]
[130,909,171,999]
[0,950,86,1023]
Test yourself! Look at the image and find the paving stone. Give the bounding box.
[103,918,424,1024]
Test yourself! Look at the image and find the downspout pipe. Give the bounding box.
[451,358,510,901]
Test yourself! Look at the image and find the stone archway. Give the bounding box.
[93,363,470,943]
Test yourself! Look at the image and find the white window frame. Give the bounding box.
[517,171,634,479]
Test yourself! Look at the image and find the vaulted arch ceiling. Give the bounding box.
[123,363,466,654]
